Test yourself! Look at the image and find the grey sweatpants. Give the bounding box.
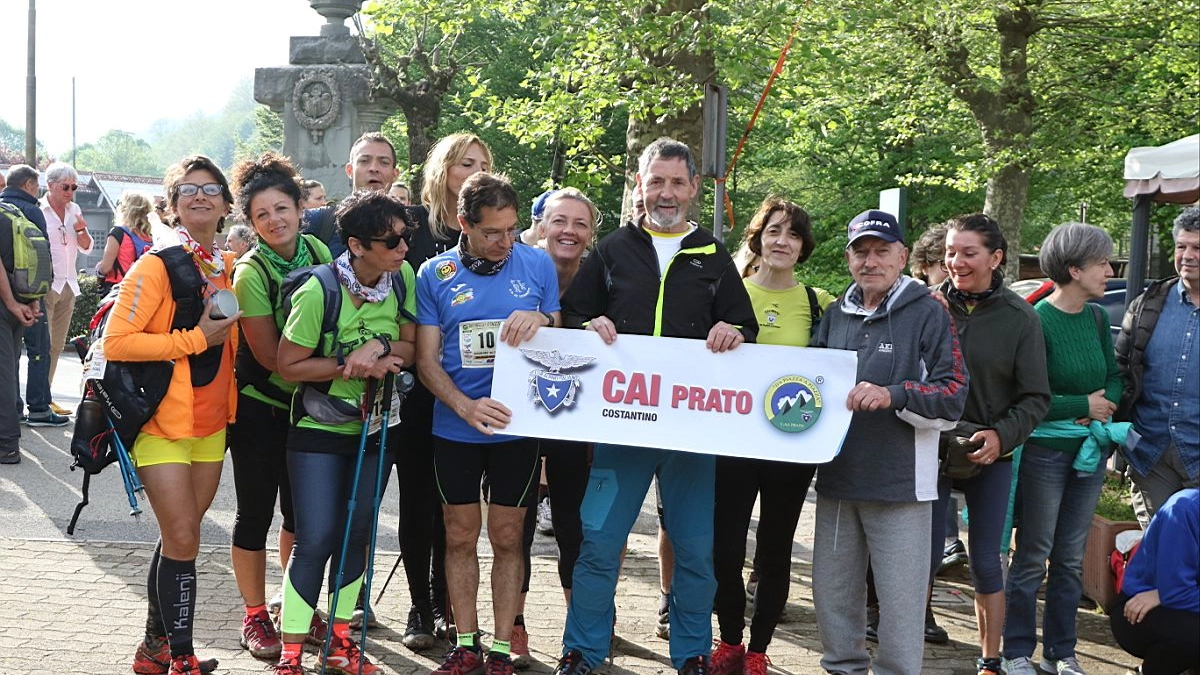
[812,495,931,675]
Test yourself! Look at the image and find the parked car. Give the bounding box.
[1009,278,1152,339]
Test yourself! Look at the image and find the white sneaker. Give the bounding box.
[1040,657,1087,675]
[536,496,554,535]
[1005,657,1038,675]
[266,593,283,616]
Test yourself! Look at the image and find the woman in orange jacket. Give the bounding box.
[103,155,242,675]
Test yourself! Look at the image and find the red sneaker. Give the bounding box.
[510,625,531,670]
[323,635,381,675]
[433,646,485,675]
[242,611,283,659]
[269,654,307,674]
[306,612,329,647]
[132,637,218,675]
[710,641,745,675]
[743,651,770,675]
[167,655,209,674]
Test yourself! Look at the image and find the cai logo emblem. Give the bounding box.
[520,348,596,413]
[763,375,823,433]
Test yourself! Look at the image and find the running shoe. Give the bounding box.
[24,411,69,427]
[433,646,485,675]
[49,401,74,416]
[1004,657,1038,675]
[323,634,381,675]
[510,624,532,670]
[350,604,378,629]
[132,637,218,675]
[268,654,307,674]
[486,651,515,675]
[743,651,770,675]
[937,539,969,575]
[744,571,759,601]
[242,611,283,659]
[709,641,745,675]
[267,592,283,616]
[679,655,711,675]
[656,592,670,640]
[536,496,554,535]
[552,650,592,675]
[403,606,436,651]
[977,657,1004,674]
[306,612,329,647]
[1040,657,1087,675]
[167,655,209,674]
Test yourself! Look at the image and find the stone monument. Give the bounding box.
[254,0,392,199]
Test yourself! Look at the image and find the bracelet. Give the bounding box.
[375,335,391,358]
[540,311,555,327]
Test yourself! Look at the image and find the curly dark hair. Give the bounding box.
[336,189,413,248]
[229,152,304,222]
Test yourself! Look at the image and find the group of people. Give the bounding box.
[0,129,1195,675]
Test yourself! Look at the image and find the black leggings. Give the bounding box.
[393,388,446,613]
[520,439,589,591]
[229,393,295,550]
[1109,594,1200,675]
[712,455,815,652]
[283,428,393,622]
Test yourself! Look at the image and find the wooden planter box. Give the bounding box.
[1082,514,1140,610]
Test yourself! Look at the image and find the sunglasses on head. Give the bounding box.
[177,183,224,197]
[367,230,412,250]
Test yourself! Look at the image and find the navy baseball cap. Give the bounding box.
[846,209,903,246]
[531,189,558,221]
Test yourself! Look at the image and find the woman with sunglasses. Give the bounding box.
[393,132,494,647]
[271,189,416,675]
[227,153,334,661]
[103,156,241,675]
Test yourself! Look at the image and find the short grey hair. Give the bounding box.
[1173,206,1199,240]
[227,224,257,246]
[1038,222,1113,285]
[44,162,78,185]
[637,137,697,180]
[6,164,38,190]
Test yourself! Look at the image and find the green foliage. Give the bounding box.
[74,130,162,175]
[1095,472,1137,522]
[234,106,285,165]
[69,273,102,346]
[0,117,48,166]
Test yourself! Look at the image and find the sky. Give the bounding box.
[0,0,330,157]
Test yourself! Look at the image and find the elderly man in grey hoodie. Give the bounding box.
[810,210,968,675]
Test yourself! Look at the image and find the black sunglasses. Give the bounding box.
[367,230,412,250]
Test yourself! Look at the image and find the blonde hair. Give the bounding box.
[421,133,493,240]
[117,191,154,239]
[540,187,600,240]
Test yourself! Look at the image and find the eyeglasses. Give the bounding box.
[56,183,79,192]
[368,231,412,250]
[177,183,224,197]
[479,228,518,244]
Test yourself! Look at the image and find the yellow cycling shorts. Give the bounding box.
[132,429,227,468]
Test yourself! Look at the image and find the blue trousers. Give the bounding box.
[14,310,51,415]
[563,444,715,670]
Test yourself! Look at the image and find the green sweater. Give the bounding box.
[1031,299,1123,453]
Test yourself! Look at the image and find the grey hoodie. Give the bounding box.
[812,276,968,502]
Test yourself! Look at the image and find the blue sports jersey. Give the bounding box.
[417,244,560,443]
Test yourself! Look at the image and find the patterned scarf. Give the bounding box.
[457,232,512,276]
[333,251,391,303]
[175,226,224,278]
[257,236,313,275]
[948,269,1004,304]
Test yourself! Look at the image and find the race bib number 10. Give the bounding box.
[459,320,502,369]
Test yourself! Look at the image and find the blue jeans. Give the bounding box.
[1003,442,1107,661]
[564,444,715,670]
[16,311,51,414]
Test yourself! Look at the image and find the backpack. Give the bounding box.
[804,285,824,340]
[66,246,218,534]
[0,201,52,303]
[103,226,153,286]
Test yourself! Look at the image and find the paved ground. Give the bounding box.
[0,352,1140,674]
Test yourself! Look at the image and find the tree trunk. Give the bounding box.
[985,163,1030,279]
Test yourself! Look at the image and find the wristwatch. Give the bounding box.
[540,311,555,327]
[375,335,391,358]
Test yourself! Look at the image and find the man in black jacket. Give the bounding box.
[554,138,756,675]
[1116,206,1199,528]
[0,202,39,463]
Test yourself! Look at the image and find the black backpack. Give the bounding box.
[66,246,220,534]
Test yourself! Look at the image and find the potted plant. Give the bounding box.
[1082,472,1139,610]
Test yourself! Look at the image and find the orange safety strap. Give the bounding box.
[717,16,804,233]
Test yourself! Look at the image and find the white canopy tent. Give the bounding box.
[1122,134,1199,305]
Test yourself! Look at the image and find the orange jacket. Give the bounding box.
[103,249,238,439]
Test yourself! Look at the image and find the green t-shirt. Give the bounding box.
[744,280,836,348]
[281,262,417,435]
[231,234,333,409]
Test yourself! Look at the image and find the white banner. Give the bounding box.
[490,327,859,463]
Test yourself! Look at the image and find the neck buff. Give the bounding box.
[457,231,512,276]
[175,227,224,278]
[333,251,391,303]
[948,268,1004,304]
[257,235,313,275]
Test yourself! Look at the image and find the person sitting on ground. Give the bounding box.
[271,190,416,675]
[1108,487,1199,675]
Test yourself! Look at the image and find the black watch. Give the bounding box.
[540,311,555,327]
[375,335,391,357]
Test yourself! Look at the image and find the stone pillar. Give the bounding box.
[254,0,382,200]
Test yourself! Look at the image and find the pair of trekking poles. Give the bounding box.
[319,369,415,675]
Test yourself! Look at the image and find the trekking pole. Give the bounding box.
[359,371,416,642]
[320,376,379,675]
[109,421,144,517]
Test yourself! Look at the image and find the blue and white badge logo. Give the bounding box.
[763,375,823,433]
[521,348,597,413]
